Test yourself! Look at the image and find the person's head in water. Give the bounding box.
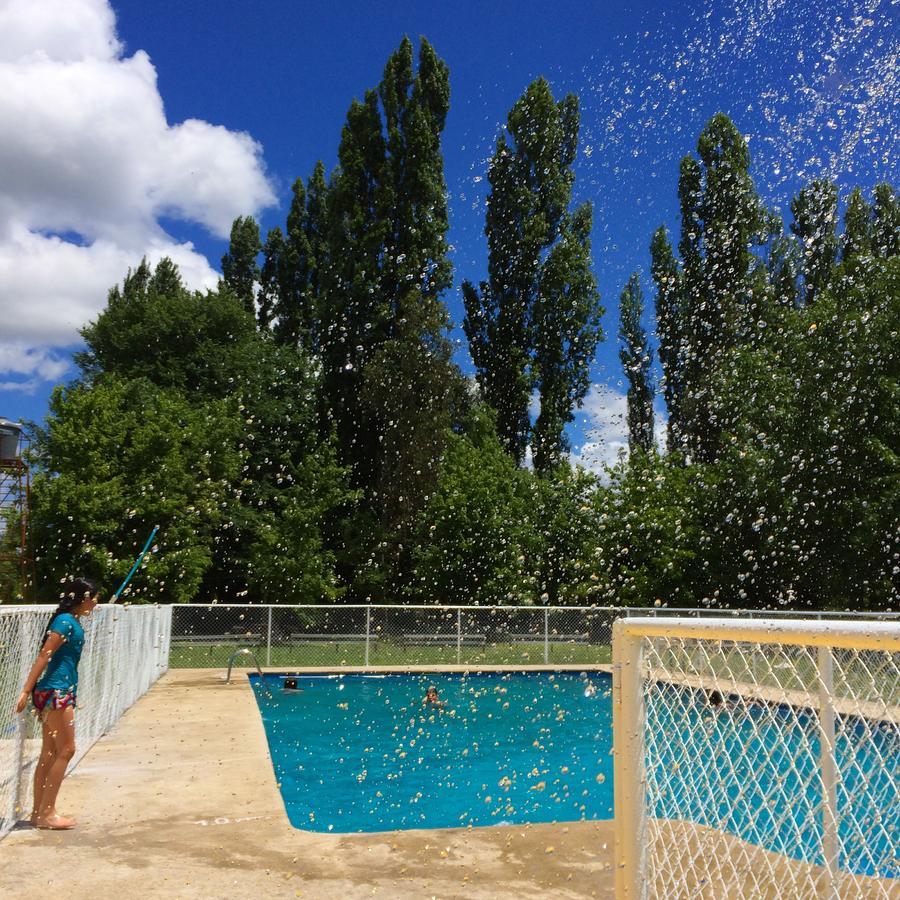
[424,685,446,707]
[708,689,724,707]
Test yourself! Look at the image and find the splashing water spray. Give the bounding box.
[110,525,159,604]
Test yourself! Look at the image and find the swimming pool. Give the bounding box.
[251,671,614,832]
[250,671,897,879]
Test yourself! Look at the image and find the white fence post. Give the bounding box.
[543,608,549,665]
[613,619,646,900]
[817,645,840,899]
[266,607,272,667]
[8,614,31,829]
[365,606,371,668]
[457,609,462,665]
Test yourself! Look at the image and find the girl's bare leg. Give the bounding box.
[30,715,56,823]
[34,706,76,829]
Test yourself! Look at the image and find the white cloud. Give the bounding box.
[0,343,69,381]
[0,342,70,394]
[571,386,630,475]
[571,384,667,477]
[0,0,276,386]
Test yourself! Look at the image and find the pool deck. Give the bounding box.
[3,667,894,899]
[0,668,616,900]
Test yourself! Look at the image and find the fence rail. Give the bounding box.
[0,604,171,840]
[613,616,900,898]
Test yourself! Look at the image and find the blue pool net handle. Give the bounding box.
[111,526,159,603]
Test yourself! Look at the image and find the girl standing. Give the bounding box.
[14,577,100,830]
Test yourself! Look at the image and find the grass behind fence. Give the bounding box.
[169,639,612,669]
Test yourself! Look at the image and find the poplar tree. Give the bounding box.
[618,273,654,453]
[257,226,286,331]
[841,188,872,261]
[675,113,766,462]
[463,77,603,472]
[317,37,461,561]
[767,229,801,308]
[649,226,684,452]
[221,216,261,317]
[273,162,329,351]
[532,203,603,471]
[872,184,899,259]
[790,178,838,304]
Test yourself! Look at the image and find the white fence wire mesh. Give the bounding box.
[0,604,171,840]
[613,617,900,899]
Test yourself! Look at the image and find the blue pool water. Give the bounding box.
[646,684,899,880]
[251,671,614,831]
[250,672,898,879]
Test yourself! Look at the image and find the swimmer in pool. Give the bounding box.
[424,686,446,708]
[583,682,597,698]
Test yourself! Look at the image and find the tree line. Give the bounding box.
[23,37,898,611]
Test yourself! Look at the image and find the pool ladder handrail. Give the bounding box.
[225,647,264,683]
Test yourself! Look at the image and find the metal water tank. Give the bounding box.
[0,419,22,461]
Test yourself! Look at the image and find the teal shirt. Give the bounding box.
[35,613,84,693]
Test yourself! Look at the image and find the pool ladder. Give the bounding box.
[225,647,264,683]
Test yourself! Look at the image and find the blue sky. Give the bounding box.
[1,0,896,469]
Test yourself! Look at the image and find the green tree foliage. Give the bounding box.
[215,38,462,601]
[633,114,897,612]
[408,409,536,605]
[592,450,703,607]
[765,219,801,308]
[841,188,872,262]
[525,463,600,605]
[35,258,351,603]
[30,376,241,603]
[221,216,261,316]
[872,183,899,259]
[463,78,603,472]
[649,227,685,452]
[319,37,459,516]
[271,163,329,350]
[683,115,767,461]
[257,226,286,331]
[710,255,899,609]
[790,178,838,304]
[651,113,767,464]
[618,273,654,453]
[78,259,258,395]
[533,204,603,471]
[30,71,898,618]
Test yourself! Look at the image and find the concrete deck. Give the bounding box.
[3,668,894,899]
[1,669,615,900]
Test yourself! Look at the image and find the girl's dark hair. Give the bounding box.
[41,577,99,646]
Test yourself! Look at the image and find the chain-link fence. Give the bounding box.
[0,604,171,840]
[169,603,899,671]
[169,604,620,669]
[613,617,900,898]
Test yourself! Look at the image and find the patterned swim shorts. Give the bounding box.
[31,688,76,712]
